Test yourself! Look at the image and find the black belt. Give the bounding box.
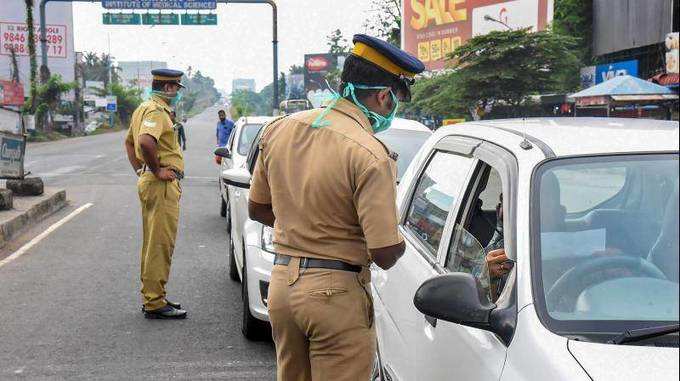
[274,254,362,273]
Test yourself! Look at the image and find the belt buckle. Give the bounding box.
[300,257,309,268]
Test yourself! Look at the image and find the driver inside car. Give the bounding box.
[485,173,568,300]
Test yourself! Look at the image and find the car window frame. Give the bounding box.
[399,135,480,269]
[227,120,239,151]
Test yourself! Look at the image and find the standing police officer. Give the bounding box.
[249,35,424,380]
[124,69,187,319]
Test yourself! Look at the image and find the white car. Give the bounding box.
[372,118,679,381]
[217,116,272,230]
[221,118,433,340]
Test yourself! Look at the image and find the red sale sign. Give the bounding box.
[0,22,67,58]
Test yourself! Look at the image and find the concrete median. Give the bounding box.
[0,188,67,249]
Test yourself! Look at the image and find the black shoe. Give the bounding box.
[144,305,187,320]
[141,300,181,312]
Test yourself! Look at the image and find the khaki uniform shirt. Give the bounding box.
[126,95,184,172]
[250,98,403,266]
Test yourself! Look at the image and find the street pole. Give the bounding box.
[40,0,280,116]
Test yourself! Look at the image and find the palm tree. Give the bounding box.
[25,0,38,113]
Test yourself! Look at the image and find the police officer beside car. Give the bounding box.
[248,35,425,381]
[124,69,187,320]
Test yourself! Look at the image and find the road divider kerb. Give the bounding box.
[0,203,93,269]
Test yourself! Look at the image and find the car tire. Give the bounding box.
[241,246,272,341]
[228,233,239,282]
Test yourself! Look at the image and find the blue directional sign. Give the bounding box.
[102,1,217,10]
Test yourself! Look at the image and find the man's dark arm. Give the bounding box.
[139,134,175,181]
[249,200,275,227]
[370,241,406,270]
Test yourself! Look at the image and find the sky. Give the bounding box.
[72,1,377,92]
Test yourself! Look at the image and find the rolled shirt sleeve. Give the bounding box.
[139,110,165,141]
[353,158,403,249]
[249,148,272,205]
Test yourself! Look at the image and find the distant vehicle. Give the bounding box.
[216,116,272,224]
[371,118,679,381]
[218,118,433,340]
[279,99,312,115]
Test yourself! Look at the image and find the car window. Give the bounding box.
[376,129,431,181]
[404,151,475,256]
[535,155,679,326]
[227,125,237,151]
[237,124,264,155]
[553,166,627,214]
[446,165,504,298]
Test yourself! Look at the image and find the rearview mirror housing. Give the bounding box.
[221,167,251,189]
[413,272,517,346]
[214,147,231,159]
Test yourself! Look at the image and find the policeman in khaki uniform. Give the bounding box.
[249,35,425,380]
[124,69,187,319]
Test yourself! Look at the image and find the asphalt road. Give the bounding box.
[0,106,277,380]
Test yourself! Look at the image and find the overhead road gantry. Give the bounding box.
[39,0,280,114]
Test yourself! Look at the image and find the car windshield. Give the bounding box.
[238,123,265,155]
[376,129,431,181]
[533,154,679,334]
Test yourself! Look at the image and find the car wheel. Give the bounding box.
[228,233,239,282]
[241,245,271,341]
[220,197,227,217]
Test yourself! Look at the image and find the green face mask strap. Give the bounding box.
[310,88,341,129]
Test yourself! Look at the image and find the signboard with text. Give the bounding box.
[0,130,25,179]
[142,13,180,25]
[103,13,141,25]
[180,13,217,25]
[402,0,553,71]
[0,22,67,58]
[102,1,216,9]
[595,60,638,84]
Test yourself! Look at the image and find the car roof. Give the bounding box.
[444,117,679,157]
[240,116,273,125]
[391,118,432,133]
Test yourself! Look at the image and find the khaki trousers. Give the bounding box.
[268,260,376,381]
[137,172,181,310]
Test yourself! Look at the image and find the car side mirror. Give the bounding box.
[214,147,231,159]
[414,273,495,330]
[221,167,251,189]
[414,272,516,346]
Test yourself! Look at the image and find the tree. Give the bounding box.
[33,74,76,131]
[24,0,38,113]
[326,29,349,54]
[95,83,142,124]
[363,0,401,46]
[403,28,580,119]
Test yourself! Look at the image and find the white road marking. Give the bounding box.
[0,203,94,269]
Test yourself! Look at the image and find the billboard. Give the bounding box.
[402,0,554,71]
[304,53,347,108]
[0,1,75,94]
[0,80,25,106]
[595,60,638,84]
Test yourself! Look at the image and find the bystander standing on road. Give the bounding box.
[124,69,187,320]
[248,35,425,380]
[215,109,234,165]
[171,111,187,151]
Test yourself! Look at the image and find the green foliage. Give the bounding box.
[33,74,77,127]
[289,65,305,75]
[83,52,120,87]
[95,83,142,124]
[180,70,221,116]
[327,29,349,54]
[553,0,593,63]
[403,28,580,119]
[363,0,401,46]
[229,74,285,118]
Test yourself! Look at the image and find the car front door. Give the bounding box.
[373,137,478,381]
